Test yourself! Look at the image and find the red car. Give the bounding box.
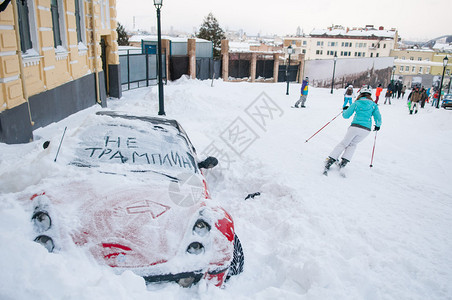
[27,111,243,287]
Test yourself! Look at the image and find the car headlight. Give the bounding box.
[187,242,204,255]
[31,211,52,232]
[34,235,55,252]
[193,219,210,236]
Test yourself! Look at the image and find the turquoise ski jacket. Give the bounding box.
[343,98,382,130]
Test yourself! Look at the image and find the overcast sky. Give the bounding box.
[116,0,451,41]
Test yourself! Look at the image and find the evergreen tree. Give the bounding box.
[116,22,129,46]
[196,13,226,59]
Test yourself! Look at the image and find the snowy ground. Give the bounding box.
[1,78,452,299]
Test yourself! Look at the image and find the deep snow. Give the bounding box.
[1,77,452,299]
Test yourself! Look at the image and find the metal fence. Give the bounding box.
[278,65,299,82]
[119,50,167,91]
[196,58,221,80]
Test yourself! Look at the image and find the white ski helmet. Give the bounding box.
[359,85,372,96]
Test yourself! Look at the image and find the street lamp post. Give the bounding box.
[154,0,165,115]
[286,45,293,95]
[436,55,448,109]
[330,53,337,94]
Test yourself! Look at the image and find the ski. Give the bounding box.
[322,164,346,178]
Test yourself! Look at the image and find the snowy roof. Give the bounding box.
[129,35,211,43]
[118,46,141,55]
[310,27,397,39]
[229,42,251,51]
[432,42,452,52]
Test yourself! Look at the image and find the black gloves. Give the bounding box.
[374,126,380,131]
[343,106,349,110]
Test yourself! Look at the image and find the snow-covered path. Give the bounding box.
[1,78,451,299]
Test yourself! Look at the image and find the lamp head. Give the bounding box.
[287,45,294,55]
[443,56,448,67]
[153,0,162,8]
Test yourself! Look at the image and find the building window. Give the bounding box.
[302,49,306,54]
[370,53,373,57]
[317,41,324,46]
[405,66,409,71]
[376,53,379,57]
[74,0,83,43]
[446,69,450,76]
[410,57,414,60]
[412,66,416,72]
[16,0,33,51]
[399,66,403,72]
[51,0,62,47]
[419,67,423,74]
[328,41,337,47]
[402,56,405,60]
[426,67,430,73]
[302,41,307,46]
[383,44,386,48]
[316,50,323,55]
[418,57,422,61]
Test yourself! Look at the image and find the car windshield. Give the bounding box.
[70,114,198,177]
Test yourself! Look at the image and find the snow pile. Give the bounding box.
[1,79,452,299]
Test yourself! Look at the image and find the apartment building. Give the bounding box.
[0,0,121,144]
[284,25,399,60]
[391,49,451,88]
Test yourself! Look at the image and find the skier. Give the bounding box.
[375,84,383,104]
[294,77,309,108]
[343,85,354,109]
[409,86,422,114]
[384,89,392,104]
[323,85,382,175]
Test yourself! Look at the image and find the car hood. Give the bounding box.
[29,173,233,276]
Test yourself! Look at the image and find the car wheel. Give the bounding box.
[225,235,244,281]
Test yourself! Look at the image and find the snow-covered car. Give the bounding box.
[441,94,452,109]
[25,111,243,288]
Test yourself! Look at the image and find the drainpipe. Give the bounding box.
[91,0,101,104]
[11,0,34,126]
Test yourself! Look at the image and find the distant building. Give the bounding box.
[391,48,451,88]
[284,25,399,60]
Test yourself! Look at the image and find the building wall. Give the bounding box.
[0,0,121,143]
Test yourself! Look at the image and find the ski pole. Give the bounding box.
[369,131,378,168]
[305,111,342,143]
[54,126,67,162]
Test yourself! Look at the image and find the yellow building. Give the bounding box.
[0,0,121,144]
[390,49,451,88]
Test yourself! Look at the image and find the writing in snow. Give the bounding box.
[81,136,196,170]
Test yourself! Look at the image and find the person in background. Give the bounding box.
[294,77,309,108]
[343,85,355,109]
[323,85,382,175]
[420,87,428,108]
[384,88,392,104]
[397,82,403,99]
[401,85,407,98]
[409,86,422,114]
[375,84,383,104]
[432,89,439,107]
